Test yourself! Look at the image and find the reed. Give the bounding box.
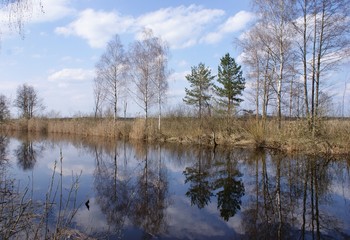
[0,150,83,239]
[2,117,350,154]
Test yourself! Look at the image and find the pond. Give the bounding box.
[0,133,349,239]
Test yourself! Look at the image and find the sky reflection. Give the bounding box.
[1,134,350,239]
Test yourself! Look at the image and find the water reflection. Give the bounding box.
[1,133,350,239]
[0,135,8,162]
[93,141,169,239]
[183,148,214,209]
[10,132,45,171]
[213,150,245,221]
[241,151,349,240]
[183,148,245,222]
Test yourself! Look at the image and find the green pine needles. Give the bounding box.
[214,53,245,117]
[183,63,215,119]
[183,54,245,119]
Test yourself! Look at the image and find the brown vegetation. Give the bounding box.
[1,117,350,156]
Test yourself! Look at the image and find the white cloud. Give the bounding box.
[169,70,190,83]
[202,10,255,44]
[178,60,188,67]
[136,5,225,49]
[0,0,74,38]
[32,0,75,22]
[55,5,225,49]
[48,68,95,86]
[55,9,134,48]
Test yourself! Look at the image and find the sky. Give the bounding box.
[0,0,349,117]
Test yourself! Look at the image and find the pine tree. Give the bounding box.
[183,63,215,119]
[214,53,245,117]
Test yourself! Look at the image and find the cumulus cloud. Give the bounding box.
[55,9,134,48]
[0,0,74,38]
[202,11,255,44]
[55,5,225,49]
[136,5,224,49]
[32,0,75,22]
[169,70,190,83]
[48,68,94,87]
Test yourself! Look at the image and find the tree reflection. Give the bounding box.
[0,135,9,162]
[15,139,44,171]
[212,151,244,221]
[93,142,132,238]
[240,150,343,240]
[183,147,245,221]
[131,144,168,238]
[183,147,213,209]
[93,142,169,239]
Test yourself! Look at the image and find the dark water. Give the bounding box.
[1,133,350,239]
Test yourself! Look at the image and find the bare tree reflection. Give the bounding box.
[0,135,9,163]
[93,142,132,238]
[15,139,44,171]
[131,144,168,239]
[93,142,169,239]
[240,150,345,240]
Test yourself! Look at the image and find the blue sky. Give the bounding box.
[0,0,348,117]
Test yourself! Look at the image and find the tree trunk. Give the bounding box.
[315,2,325,120]
[311,2,317,135]
[302,0,310,117]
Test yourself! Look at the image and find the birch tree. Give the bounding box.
[1,0,43,38]
[95,35,127,120]
[253,0,296,128]
[129,29,169,124]
[292,0,350,132]
[93,76,106,118]
[239,25,275,121]
[153,39,170,132]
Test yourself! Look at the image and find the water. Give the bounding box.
[1,133,350,239]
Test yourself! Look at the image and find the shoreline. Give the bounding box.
[1,117,350,157]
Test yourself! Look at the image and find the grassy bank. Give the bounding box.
[1,117,350,155]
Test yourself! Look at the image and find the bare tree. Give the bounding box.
[312,0,350,129]
[239,25,275,121]
[0,94,10,121]
[129,29,169,124]
[95,35,127,120]
[14,83,44,119]
[92,76,106,118]
[0,0,43,39]
[153,36,170,132]
[291,0,350,132]
[253,0,296,128]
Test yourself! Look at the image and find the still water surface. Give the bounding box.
[1,134,350,239]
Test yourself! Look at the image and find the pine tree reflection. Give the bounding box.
[212,151,245,221]
[183,147,213,209]
[183,147,245,221]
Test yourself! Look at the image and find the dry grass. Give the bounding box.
[2,117,350,155]
[129,118,147,140]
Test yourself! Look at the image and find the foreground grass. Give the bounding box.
[1,117,350,156]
